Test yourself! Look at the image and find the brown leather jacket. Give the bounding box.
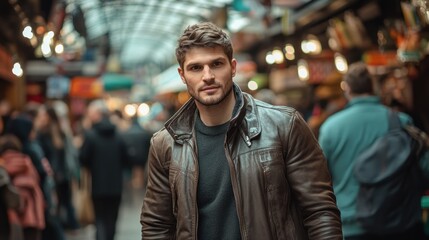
[141,88,343,240]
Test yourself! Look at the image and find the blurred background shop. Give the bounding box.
[0,0,428,135]
[1,0,429,239]
[1,0,429,133]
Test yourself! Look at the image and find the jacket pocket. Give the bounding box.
[258,149,286,192]
[258,149,288,239]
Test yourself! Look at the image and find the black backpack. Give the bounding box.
[353,110,428,233]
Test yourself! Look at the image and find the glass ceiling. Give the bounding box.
[61,0,315,72]
[69,0,234,70]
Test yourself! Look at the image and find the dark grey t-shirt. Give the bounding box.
[195,114,241,240]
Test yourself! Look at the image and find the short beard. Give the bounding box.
[192,83,234,106]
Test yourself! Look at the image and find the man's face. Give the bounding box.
[87,107,101,124]
[178,46,236,106]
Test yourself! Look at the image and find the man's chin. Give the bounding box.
[194,95,224,106]
[196,98,222,106]
[194,86,232,107]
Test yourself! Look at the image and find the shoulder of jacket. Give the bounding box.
[151,127,173,144]
[84,128,97,137]
[253,99,297,117]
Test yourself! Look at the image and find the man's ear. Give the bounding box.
[231,58,237,77]
[344,81,350,92]
[178,67,186,84]
[341,81,352,98]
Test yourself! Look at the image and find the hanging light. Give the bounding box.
[247,80,258,91]
[137,103,150,117]
[41,42,52,57]
[272,48,284,64]
[124,104,137,117]
[297,60,309,81]
[284,44,295,60]
[334,53,348,73]
[22,25,33,39]
[41,31,54,57]
[301,34,322,55]
[265,51,275,65]
[12,62,23,77]
[55,43,64,54]
[284,44,295,54]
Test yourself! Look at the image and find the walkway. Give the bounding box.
[66,183,145,240]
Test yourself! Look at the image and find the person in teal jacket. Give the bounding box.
[319,62,429,240]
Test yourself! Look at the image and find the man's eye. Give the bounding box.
[190,66,201,71]
[212,62,223,67]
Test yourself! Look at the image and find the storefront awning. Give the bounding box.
[101,73,134,91]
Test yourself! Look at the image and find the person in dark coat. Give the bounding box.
[79,99,130,240]
[122,116,152,189]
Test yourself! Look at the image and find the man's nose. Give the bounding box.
[202,66,214,81]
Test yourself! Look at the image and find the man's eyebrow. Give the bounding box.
[186,57,227,67]
[185,62,200,69]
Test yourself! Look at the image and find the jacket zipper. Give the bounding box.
[188,137,199,239]
[225,141,248,239]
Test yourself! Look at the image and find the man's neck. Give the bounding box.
[196,91,236,127]
[347,92,372,101]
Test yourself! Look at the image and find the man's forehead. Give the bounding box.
[183,48,228,65]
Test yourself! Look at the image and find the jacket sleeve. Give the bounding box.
[140,133,176,239]
[284,111,343,239]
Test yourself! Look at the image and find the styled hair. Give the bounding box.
[175,22,233,69]
[343,62,374,94]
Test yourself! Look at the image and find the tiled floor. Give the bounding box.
[66,184,145,240]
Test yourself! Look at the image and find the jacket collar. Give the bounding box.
[346,96,381,108]
[164,83,260,144]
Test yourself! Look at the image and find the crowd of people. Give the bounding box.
[0,99,152,240]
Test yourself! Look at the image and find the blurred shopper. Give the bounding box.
[122,116,151,189]
[79,99,130,240]
[110,109,130,132]
[0,136,21,240]
[0,134,45,240]
[4,116,48,199]
[34,104,79,230]
[319,62,429,240]
[5,114,65,240]
[0,100,12,135]
[0,109,4,136]
[140,22,342,239]
[0,168,13,240]
[51,100,74,136]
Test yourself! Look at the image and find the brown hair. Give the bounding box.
[175,22,233,69]
[343,62,374,94]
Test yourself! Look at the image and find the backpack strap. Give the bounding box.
[389,109,429,154]
[387,110,402,131]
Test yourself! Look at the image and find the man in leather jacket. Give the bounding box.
[140,22,343,240]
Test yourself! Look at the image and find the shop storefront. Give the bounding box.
[245,0,429,133]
